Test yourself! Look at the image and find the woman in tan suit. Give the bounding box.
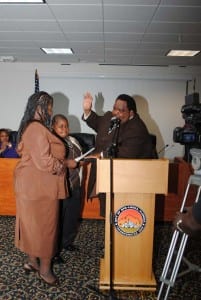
[14,91,77,286]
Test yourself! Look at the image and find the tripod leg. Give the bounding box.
[157,179,193,300]
[157,230,180,300]
[157,232,188,300]
[178,256,201,277]
[168,233,188,283]
[159,230,179,280]
[157,175,201,300]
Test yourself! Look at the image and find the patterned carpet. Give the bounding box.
[0,216,201,300]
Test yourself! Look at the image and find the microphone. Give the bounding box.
[108,116,121,135]
[158,144,175,155]
[158,144,169,155]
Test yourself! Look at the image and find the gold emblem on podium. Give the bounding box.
[114,205,146,236]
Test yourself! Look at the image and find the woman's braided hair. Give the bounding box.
[17,91,53,144]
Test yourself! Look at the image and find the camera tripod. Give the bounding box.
[157,174,201,300]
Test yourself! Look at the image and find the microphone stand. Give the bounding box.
[87,120,120,299]
[106,120,120,300]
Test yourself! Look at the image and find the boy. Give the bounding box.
[52,114,83,258]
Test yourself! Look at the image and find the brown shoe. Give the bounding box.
[38,272,59,286]
[23,262,39,274]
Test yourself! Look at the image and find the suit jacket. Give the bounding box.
[14,121,67,258]
[83,110,153,158]
[83,111,154,198]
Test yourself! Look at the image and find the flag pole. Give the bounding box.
[35,69,40,93]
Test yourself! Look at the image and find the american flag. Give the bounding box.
[35,69,40,93]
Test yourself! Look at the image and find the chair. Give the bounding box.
[9,131,18,144]
[70,133,96,153]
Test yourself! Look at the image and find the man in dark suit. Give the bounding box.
[82,92,153,159]
[82,92,154,215]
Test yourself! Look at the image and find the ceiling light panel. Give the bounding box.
[167,50,200,57]
[41,48,73,55]
[0,0,45,3]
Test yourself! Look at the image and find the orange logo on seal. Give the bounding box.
[114,205,146,236]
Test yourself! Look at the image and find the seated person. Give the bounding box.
[0,128,19,158]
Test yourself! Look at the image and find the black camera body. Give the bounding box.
[173,102,201,145]
[173,92,201,161]
[173,126,201,145]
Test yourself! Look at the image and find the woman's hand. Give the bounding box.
[65,159,78,169]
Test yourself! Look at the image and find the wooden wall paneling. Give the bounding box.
[0,158,18,215]
[0,157,197,221]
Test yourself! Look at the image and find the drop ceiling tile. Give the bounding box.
[59,20,102,32]
[153,6,201,22]
[104,5,157,21]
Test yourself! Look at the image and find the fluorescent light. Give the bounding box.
[167,50,200,57]
[0,56,16,62]
[0,0,45,3]
[41,48,74,55]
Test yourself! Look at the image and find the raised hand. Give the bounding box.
[83,92,93,115]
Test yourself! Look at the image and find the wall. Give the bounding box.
[0,62,201,160]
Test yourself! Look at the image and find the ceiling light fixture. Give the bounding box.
[0,0,45,3]
[0,56,16,62]
[41,48,74,55]
[167,50,200,57]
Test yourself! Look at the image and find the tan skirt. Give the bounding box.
[15,195,59,258]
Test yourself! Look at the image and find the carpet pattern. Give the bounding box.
[0,216,201,300]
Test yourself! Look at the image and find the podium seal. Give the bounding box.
[114,205,146,237]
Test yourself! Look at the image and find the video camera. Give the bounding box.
[173,102,201,145]
[173,80,201,162]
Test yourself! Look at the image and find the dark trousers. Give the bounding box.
[59,187,81,249]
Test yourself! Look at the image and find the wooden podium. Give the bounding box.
[96,158,168,291]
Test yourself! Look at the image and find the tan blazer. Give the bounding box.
[14,121,68,258]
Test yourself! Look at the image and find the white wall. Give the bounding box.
[0,62,201,160]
